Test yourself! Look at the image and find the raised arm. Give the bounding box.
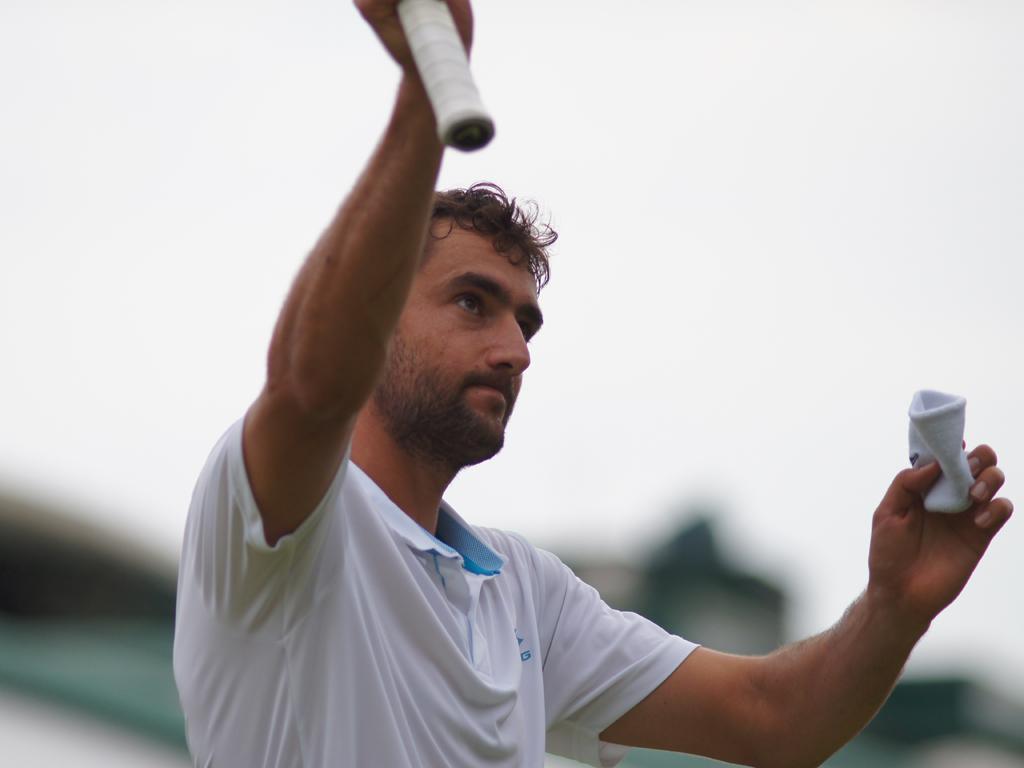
[603,445,1012,767]
[243,0,472,546]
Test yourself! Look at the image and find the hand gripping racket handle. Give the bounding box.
[397,0,494,151]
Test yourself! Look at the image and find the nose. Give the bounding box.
[485,314,531,376]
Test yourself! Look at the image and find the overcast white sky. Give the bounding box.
[2,0,1021,696]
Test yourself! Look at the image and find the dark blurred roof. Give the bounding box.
[646,516,784,607]
[0,489,176,618]
[866,677,1024,752]
[0,488,185,751]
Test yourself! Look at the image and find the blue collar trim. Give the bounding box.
[435,504,504,576]
[350,463,503,576]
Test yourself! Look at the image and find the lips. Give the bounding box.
[467,384,507,404]
[463,377,514,407]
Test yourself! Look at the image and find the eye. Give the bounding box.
[456,293,482,314]
[519,322,535,342]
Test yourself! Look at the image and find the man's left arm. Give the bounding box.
[601,445,1012,768]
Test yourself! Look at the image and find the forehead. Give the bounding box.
[418,227,539,301]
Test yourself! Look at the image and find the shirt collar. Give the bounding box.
[351,463,504,576]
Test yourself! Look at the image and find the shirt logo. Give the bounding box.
[515,629,532,662]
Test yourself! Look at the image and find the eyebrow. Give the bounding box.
[449,272,544,332]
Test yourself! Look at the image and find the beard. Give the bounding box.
[372,334,517,473]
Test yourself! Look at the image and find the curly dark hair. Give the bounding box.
[429,182,555,291]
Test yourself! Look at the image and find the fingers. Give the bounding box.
[881,444,1004,521]
[974,497,1014,531]
[968,464,1009,531]
[354,0,395,25]
[968,444,998,475]
[969,465,1006,505]
[963,445,1008,529]
[356,0,475,72]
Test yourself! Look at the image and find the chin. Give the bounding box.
[459,426,505,467]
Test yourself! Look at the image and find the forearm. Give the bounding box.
[267,75,442,417]
[754,590,928,767]
[606,459,1009,767]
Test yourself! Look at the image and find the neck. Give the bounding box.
[350,409,457,534]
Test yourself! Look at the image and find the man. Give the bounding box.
[173,1,1013,766]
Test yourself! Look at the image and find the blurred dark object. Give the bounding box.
[865,677,1024,752]
[642,516,785,655]
[0,492,175,618]
[0,489,185,751]
[567,513,786,655]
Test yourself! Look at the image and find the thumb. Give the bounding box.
[882,461,942,512]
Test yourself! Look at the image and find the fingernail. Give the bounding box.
[971,481,989,502]
[975,508,993,528]
[969,456,981,473]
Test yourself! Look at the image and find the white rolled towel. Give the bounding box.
[908,390,974,513]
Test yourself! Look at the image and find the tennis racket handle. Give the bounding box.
[397,0,494,151]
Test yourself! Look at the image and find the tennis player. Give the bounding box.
[172,1,1013,766]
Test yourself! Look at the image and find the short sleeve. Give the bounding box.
[534,547,697,767]
[177,417,349,634]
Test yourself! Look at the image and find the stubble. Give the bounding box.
[372,334,515,473]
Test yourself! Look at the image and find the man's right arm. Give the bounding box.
[242,1,467,546]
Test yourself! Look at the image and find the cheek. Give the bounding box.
[413,304,468,343]
[409,334,464,384]
[398,309,476,374]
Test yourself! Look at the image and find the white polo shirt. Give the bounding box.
[173,419,696,767]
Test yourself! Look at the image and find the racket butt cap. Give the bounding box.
[443,116,495,151]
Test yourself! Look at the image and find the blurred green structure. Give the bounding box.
[1,490,1021,766]
[0,490,187,760]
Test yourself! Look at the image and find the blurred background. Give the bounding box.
[1,0,1021,765]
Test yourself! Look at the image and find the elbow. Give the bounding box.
[745,693,835,768]
[766,754,831,768]
[755,754,826,768]
[749,724,836,768]
[749,742,823,768]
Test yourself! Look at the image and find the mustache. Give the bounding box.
[461,372,516,406]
